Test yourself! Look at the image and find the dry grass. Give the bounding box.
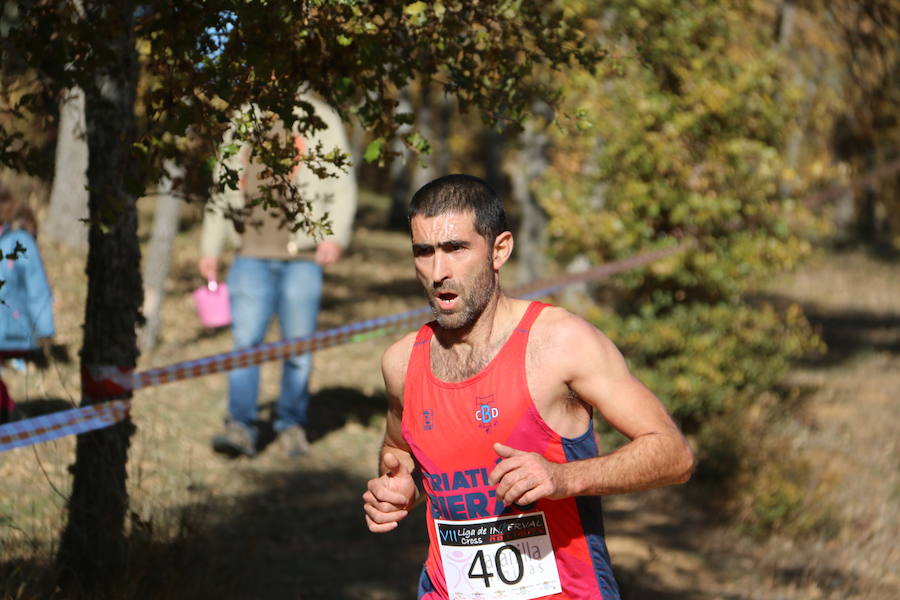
[1,200,898,599]
[752,248,900,596]
[1,192,430,598]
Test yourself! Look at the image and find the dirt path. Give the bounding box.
[2,206,898,599]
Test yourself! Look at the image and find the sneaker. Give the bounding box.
[277,425,311,457]
[211,420,257,457]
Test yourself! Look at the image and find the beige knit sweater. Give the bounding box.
[200,94,357,261]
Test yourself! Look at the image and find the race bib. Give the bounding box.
[434,511,562,600]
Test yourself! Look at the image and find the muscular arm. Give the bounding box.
[363,333,421,532]
[376,334,417,476]
[562,381,693,496]
[491,311,694,504]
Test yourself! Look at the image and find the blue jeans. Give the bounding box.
[226,257,323,436]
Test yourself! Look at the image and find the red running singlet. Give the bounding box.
[401,301,621,600]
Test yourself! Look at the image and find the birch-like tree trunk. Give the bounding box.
[388,88,414,229]
[409,85,439,196]
[388,84,452,228]
[44,86,89,251]
[507,105,550,285]
[481,129,506,197]
[139,160,184,355]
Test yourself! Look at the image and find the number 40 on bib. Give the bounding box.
[434,511,562,600]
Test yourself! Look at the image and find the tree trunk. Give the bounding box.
[775,0,795,47]
[44,86,90,252]
[436,90,452,175]
[507,105,551,285]
[349,116,367,181]
[388,84,450,228]
[481,129,506,197]
[854,152,879,238]
[139,160,184,356]
[409,85,439,195]
[57,0,141,593]
[388,88,414,229]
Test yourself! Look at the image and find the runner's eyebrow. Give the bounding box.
[438,240,469,251]
[412,242,433,256]
[412,240,470,255]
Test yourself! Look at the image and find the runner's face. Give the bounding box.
[410,211,496,330]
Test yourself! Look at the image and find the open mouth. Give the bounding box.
[434,291,459,311]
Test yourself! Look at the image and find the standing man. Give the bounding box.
[362,174,694,599]
[200,94,357,458]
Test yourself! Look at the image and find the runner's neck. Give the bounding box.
[432,293,519,354]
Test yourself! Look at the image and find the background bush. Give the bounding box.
[538,0,830,531]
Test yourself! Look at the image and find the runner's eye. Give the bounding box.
[442,241,466,253]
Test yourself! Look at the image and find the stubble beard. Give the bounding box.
[430,259,496,331]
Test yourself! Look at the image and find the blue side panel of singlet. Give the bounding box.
[417,566,436,598]
[562,428,622,600]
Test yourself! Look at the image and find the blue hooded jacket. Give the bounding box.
[0,226,55,351]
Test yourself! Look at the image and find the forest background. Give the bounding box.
[0,1,897,598]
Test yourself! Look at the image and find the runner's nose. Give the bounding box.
[431,251,452,284]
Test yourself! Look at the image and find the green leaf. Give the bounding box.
[336,34,352,46]
[404,2,428,16]
[405,131,431,154]
[364,137,386,163]
[221,143,241,158]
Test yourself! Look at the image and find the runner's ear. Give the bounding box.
[492,231,513,270]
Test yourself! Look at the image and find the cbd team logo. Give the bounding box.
[423,409,434,431]
[474,394,499,434]
[476,405,498,423]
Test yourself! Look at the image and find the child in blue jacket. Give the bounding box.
[0,185,55,422]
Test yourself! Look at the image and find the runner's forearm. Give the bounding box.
[561,432,693,496]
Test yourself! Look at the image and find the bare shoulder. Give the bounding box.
[381,330,419,398]
[530,305,629,380]
[532,305,610,346]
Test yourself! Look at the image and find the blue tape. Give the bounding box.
[0,400,129,453]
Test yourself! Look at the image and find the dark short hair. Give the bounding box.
[408,174,508,242]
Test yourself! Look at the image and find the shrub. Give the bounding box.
[589,302,823,427]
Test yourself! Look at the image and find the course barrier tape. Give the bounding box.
[133,305,434,391]
[0,244,684,453]
[83,364,136,399]
[0,400,130,453]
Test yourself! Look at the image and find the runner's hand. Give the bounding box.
[489,443,568,506]
[363,451,417,533]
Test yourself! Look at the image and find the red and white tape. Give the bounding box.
[0,244,685,453]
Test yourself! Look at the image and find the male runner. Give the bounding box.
[363,174,694,599]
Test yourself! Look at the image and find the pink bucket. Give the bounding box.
[192,280,231,328]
